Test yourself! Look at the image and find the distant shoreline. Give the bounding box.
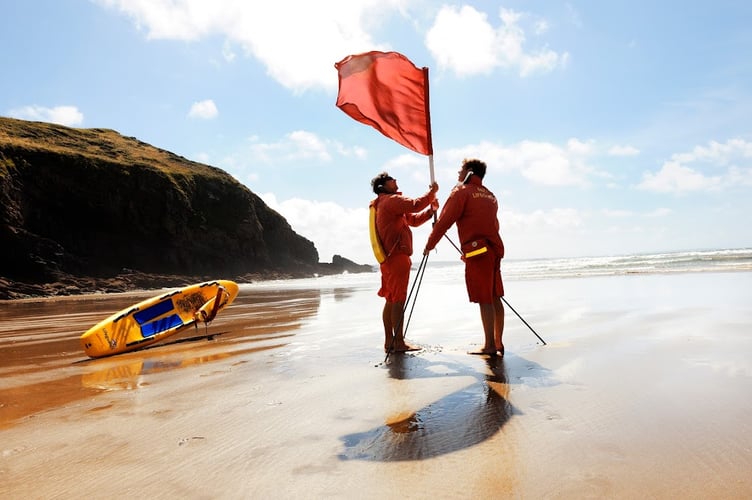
[0,262,374,301]
[3,247,749,300]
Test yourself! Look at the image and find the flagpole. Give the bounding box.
[422,66,435,186]
[428,154,437,223]
[422,66,438,224]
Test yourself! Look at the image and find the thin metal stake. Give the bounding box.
[501,297,546,345]
[384,253,429,363]
[442,234,547,346]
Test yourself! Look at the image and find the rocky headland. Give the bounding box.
[0,117,371,299]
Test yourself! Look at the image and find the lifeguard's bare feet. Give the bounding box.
[391,342,421,353]
[468,348,498,356]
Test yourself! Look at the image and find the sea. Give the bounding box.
[249,248,752,290]
[497,247,752,280]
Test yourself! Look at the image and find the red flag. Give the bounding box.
[335,51,433,156]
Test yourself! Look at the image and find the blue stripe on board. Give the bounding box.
[134,299,174,325]
[140,314,183,337]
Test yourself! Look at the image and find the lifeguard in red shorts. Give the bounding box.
[370,172,438,353]
[424,159,506,356]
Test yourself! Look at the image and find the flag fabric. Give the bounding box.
[334,51,433,156]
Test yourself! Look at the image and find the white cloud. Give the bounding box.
[96,1,566,92]
[221,39,236,62]
[638,138,752,193]
[244,130,368,165]
[672,138,752,165]
[260,193,371,264]
[425,6,497,76]
[95,0,401,92]
[639,161,721,193]
[7,105,84,126]
[495,207,589,259]
[287,131,331,161]
[382,153,434,184]
[188,99,218,119]
[602,209,634,218]
[333,143,368,160]
[504,207,583,230]
[608,145,640,156]
[194,152,211,163]
[94,0,233,40]
[727,165,752,186]
[425,5,567,77]
[647,208,672,217]
[443,138,595,187]
[261,191,596,264]
[533,19,549,35]
[602,208,672,218]
[565,4,583,29]
[248,130,334,163]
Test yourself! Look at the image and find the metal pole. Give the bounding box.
[384,253,429,363]
[442,235,547,346]
[501,297,546,345]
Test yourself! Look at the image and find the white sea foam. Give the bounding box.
[242,248,752,291]
[501,248,752,280]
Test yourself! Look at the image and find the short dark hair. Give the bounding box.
[371,172,394,194]
[462,158,487,179]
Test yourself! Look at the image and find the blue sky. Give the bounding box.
[2,0,751,264]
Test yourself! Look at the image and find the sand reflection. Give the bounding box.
[78,339,287,391]
[340,356,516,461]
[0,287,321,428]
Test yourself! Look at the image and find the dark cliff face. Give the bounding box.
[0,117,345,297]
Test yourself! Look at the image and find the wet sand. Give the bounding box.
[1,270,751,498]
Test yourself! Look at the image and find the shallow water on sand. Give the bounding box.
[0,288,318,423]
[1,271,752,498]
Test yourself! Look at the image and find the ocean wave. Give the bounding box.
[501,248,752,280]
[244,248,752,290]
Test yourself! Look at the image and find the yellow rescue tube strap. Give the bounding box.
[464,246,488,259]
[461,239,489,260]
[369,203,387,264]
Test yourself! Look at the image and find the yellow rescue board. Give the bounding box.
[80,280,239,358]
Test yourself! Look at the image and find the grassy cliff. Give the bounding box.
[0,117,368,299]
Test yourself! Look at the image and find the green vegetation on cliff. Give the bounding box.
[0,117,369,299]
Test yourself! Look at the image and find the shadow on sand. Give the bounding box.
[339,354,540,461]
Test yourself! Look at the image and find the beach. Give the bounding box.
[1,260,752,498]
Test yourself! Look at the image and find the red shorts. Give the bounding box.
[464,250,504,303]
[378,253,411,303]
